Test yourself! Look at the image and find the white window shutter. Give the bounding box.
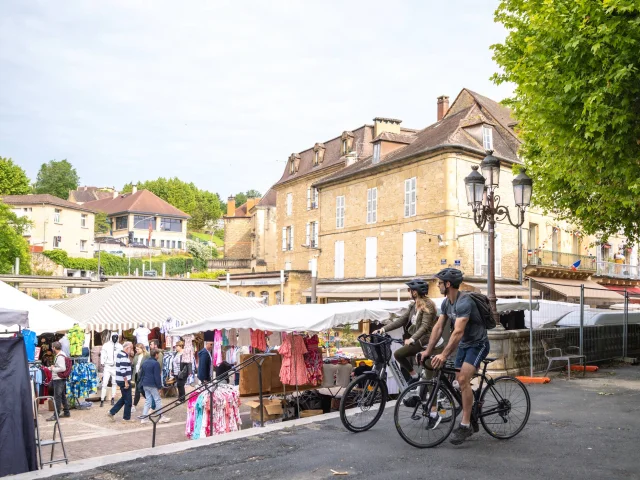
[474,233,483,276]
[404,180,410,217]
[372,188,377,223]
[402,231,417,276]
[411,177,417,216]
[366,189,371,223]
[495,232,502,277]
[305,223,310,246]
[314,222,319,246]
[282,228,287,251]
[365,236,377,278]
[307,188,311,210]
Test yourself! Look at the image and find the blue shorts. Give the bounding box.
[454,340,490,369]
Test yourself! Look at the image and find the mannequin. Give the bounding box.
[100,333,122,407]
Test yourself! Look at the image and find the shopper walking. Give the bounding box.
[173,341,191,403]
[47,341,70,421]
[132,343,149,413]
[108,341,134,422]
[197,342,214,383]
[149,339,163,370]
[139,349,170,424]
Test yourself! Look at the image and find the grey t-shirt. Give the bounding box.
[441,293,488,347]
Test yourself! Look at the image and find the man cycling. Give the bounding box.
[373,278,441,384]
[420,268,490,445]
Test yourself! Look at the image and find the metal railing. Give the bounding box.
[525,249,596,271]
[208,258,251,269]
[596,261,639,280]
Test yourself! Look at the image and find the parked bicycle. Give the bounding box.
[340,333,412,432]
[394,354,531,448]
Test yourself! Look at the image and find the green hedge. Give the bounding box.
[42,250,207,276]
[190,270,226,279]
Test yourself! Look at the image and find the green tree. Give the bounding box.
[94,211,111,234]
[0,157,31,195]
[34,159,80,200]
[122,177,222,230]
[246,189,261,199]
[492,0,640,242]
[0,201,31,274]
[234,192,247,208]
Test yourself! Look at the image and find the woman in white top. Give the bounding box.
[132,344,149,412]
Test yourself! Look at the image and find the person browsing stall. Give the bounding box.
[138,349,170,424]
[108,341,134,422]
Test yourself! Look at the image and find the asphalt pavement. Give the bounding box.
[45,365,640,480]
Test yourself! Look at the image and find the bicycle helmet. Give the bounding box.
[405,278,429,296]
[435,268,464,288]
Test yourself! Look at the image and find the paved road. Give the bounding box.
[50,366,640,480]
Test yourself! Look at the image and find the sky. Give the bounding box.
[0,0,513,199]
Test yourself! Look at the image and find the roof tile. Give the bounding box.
[84,190,190,218]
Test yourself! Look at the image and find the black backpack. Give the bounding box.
[464,292,497,330]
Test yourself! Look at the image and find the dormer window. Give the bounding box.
[314,151,319,166]
[482,125,493,151]
[288,153,300,175]
[342,140,347,155]
[289,158,295,174]
[340,131,354,156]
[313,143,325,166]
[372,142,381,164]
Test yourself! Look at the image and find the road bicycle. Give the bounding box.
[393,354,531,448]
[339,333,417,432]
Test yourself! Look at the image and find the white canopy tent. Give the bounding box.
[170,298,536,335]
[0,281,78,334]
[53,280,263,332]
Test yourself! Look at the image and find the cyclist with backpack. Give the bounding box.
[420,268,490,445]
[47,341,71,421]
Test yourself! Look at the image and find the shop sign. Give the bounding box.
[440,259,447,265]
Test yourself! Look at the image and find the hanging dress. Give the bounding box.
[279,334,308,385]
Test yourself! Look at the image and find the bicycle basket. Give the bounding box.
[358,334,393,364]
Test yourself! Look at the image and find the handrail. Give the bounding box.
[143,352,276,447]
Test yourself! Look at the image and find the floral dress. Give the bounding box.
[279,334,308,385]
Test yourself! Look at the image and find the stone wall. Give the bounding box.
[487,325,640,376]
[224,217,252,259]
[31,253,64,276]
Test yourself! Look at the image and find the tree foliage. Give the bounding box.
[0,201,31,274]
[34,159,80,200]
[234,192,247,208]
[122,178,222,230]
[0,157,31,195]
[492,0,640,242]
[94,211,111,234]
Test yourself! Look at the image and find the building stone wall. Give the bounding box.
[224,216,252,259]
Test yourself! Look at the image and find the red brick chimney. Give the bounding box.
[437,95,450,121]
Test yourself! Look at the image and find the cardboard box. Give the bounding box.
[246,399,283,422]
[300,409,323,418]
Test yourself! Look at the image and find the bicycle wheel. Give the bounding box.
[339,374,387,433]
[394,380,456,448]
[479,376,531,439]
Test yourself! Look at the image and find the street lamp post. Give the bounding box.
[464,151,533,329]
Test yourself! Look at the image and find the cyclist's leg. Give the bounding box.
[393,343,423,376]
[456,340,490,425]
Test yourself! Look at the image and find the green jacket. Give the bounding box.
[383,299,438,347]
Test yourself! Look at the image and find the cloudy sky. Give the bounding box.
[0,0,512,198]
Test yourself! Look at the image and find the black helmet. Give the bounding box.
[435,268,464,288]
[405,278,429,295]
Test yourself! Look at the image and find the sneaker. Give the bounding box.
[159,417,171,424]
[111,398,115,406]
[107,413,115,422]
[141,419,149,424]
[100,400,104,408]
[45,416,57,422]
[137,415,146,420]
[131,406,136,413]
[402,394,420,408]
[450,425,473,445]
[426,414,442,430]
[63,413,71,418]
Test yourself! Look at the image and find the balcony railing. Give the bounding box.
[208,259,251,270]
[525,249,596,271]
[596,261,639,280]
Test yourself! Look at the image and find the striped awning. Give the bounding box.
[52,280,262,332]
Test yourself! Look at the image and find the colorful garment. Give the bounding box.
[250,329,267,352]
[303,335,323,386]
[238,329,251,346]
[68,325,85,356]
[213,330,223,366]
[227,329,237,346]
[181,335,195,363]
[279,334,308,385]
[66,362,98,400]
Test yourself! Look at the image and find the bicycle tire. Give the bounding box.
[479,376,531,439]
[340,374,387,433]
[394,380,456,448]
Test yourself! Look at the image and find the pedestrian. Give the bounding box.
[47,341,70,421]
[197,341,214,384]
[139,349,170,424]
[173,340,191,403]
[108,341,134,422]
[149,339,163,370]
[132,343,149,413]
[132,323,151,351]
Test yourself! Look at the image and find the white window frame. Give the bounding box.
[314,151,319,166]
[305,222,311,246]
[342,139,347,155]
[307,188,311,210]
[336,196,345,229]
[373,142,381,164]
[482,125,493,151]
[53,236,62,248]
[474,232,502,277]
[367,187,377,224]
[80,214,87,228]
[287,226,294,251]
[404,177,417,218]
[312,188,318,209]
[80,240,87,251]
[54,209,61,224]
[282,227,287,251]
[311,221,318,247]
